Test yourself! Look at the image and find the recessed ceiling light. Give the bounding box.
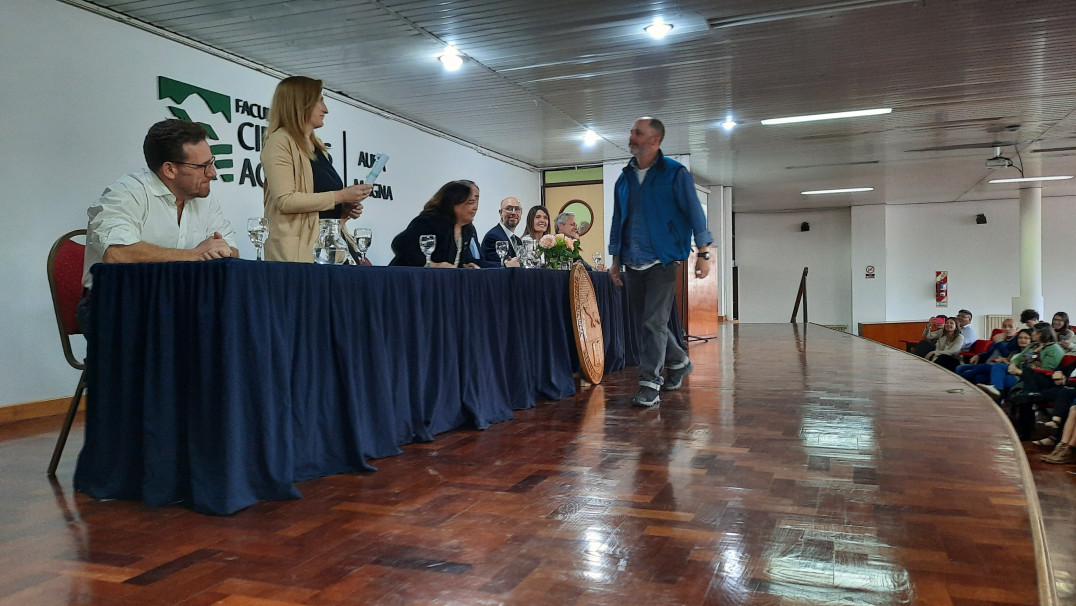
[582,129,600,145]
[801,187,874,195]
[438,44,463,71]
[721,117,737,131]
[988,175,1073,184]
[762,108,892,125]
[645,17,673,39]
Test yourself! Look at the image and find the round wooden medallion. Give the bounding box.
[569,263,604,384]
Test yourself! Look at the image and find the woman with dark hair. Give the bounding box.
[261,76,371,262]
[924,317,964,370]
[521,205,552,242]
[983,323,1065,398]
[389,180,496,267]
[1052,311,1074,345]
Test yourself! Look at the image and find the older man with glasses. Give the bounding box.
[79,119,238,331]
[480,196,523,266]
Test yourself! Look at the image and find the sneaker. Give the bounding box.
[1042,444,1074,464]
[977,384,1001,399]
[632,385,661,407]
[663,360,694,391]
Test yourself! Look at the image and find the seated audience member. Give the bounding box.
[554,211,606,271]
[480,196,522,266]
[1041,397,1076,464]
[955,309,977,351]
[990,318,1017,344]
[913,315,949,357]
[521,205,553,242]
[389,180,497,268]
[957,325,1025,383]
[1020,308,1040,329]
[1030,363,1076,449]
[924,317,964,370]
[81,119,238,331]
[976,329,1034,398]
[985,323,1064,401]
[1051,311,1075,347]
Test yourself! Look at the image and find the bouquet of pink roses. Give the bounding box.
[538,233,580,269]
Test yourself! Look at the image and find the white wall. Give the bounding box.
[850,205,887,332]
[1042,195,1076,318]
[738,197,1076,338]
[0,1,537,409]
[883,200,1019,327]
[736,209,852,327]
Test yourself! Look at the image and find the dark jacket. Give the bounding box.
[389,211,495,267]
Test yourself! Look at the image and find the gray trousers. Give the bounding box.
[625,262,688,390]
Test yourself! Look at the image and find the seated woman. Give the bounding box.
[389,180,496,268]
[1030,363,1076,449]
[1041,400,1076,464]
[959,328,1028,386]
[985,323,1064,399]
[521,205,552,242]
[1052,311,1076,350]
[913,315,948,357]
[924,317,963,370]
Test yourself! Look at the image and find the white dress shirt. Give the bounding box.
[83,168,237,287]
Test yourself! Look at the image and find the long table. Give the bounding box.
[74,259,646,515]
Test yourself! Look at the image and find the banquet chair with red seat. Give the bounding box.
[46,229,87,477]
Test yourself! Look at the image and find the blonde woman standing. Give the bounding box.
[261,76,372,262]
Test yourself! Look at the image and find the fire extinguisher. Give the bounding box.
[936,271,948,304]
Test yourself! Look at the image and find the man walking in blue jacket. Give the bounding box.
[609,117,715,407]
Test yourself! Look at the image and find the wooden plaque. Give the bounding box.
[569,263,604,384]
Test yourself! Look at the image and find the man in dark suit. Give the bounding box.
[481,196,523,266]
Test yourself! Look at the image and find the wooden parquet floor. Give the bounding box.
[1,323,1073,605]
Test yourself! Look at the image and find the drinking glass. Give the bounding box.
[419,234,436,267]
[247,217,269,261]
[495,240,509,266]
[592,251,602,268]
[353,227,372,264]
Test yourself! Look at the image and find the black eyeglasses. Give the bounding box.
[173,157,216,176]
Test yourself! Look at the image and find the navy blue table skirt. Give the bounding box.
[74,259,659,515]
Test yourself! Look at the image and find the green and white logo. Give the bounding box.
[158,76,236,182]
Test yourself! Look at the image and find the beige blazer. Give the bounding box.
[261,129,336,262]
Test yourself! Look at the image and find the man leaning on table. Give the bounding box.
[609,116,714,408]
[79,119,238,331]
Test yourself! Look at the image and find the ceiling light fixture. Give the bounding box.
[988,175,1073,184]
[438,44,463,71]
[721,117,737,131]
[645,17,673,39]
[582,129,600,146]
[801,187,874,195]
[762,108,892,125]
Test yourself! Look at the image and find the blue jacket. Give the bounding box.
[609,151,714,264]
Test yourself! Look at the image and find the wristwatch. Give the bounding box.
[697,251,711,260]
